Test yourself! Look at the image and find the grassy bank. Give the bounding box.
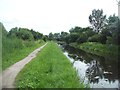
[71,42,118,58]
[2,37,45,70]
[15,42,84,88]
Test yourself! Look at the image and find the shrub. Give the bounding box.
[88,34,107,44]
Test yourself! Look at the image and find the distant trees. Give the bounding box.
[30,29,43,40]
[8,27,44,41]
[60,32,69,42]
[48,32,68,42]
[48,26,96,44]
[48,32,54,41]
[53,33,61,41]
[49,9,120,45]
[57,8,120,45]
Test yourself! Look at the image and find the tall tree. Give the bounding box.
[106,15,120,45]
[89,9,106,33]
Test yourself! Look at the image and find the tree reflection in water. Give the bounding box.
[85,60,103,83]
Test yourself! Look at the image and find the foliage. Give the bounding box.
[106,36,113,44]
[78,42,118,57]
[88,34,107,44]
[48,32,54,40]
[105,14,120,45]
[42,36,47,42]
[68,27,96,44]
[8,27,34,41]
[30,29,43,40]
[53,33,61,41]
[54,12,120,46]
[2,23,46,70]
[69,26,83,33]
[8,27,44,41]
[16,42,84,88]
[2,35,45,70]
[76,33,88,43]
[68,33,80,43]
[60,31,69,41]
[89,9,106,33]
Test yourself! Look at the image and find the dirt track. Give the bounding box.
[0,43,47,89]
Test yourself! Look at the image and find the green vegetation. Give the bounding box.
[15,42,84,88]
[1,8,119,88]
[77,42,118,57]
[48,9,120,57]
[1,23,47,70]
[2,38,45,70]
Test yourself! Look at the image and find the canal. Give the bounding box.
[59,44,119,88]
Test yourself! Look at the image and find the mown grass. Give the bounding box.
[77,42,118,58]
[2,37,45,70]
[15,42,84,88]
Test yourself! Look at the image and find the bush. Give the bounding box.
[88,34,107,44]
[106,36,113,44]
[8,28,34,41]
[76,34,88,43]
[69,33,80,43]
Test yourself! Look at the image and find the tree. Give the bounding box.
[89,9,106,33]
[106,14,120,45]
[69,26,82,33]
[18,28,34,41]
[88,34,107,44]
[68,27,96,44]
[53,33,61,41]
[48,32,54,40]
[60,31,69,41]
[8,27,34,41]
[69,33,80,43]
[42,36,47,42]
[8,27,18,37]
[30,29,43,40]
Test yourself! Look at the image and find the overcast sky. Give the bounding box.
[0,0,118,35]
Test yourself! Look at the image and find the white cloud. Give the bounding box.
[0,0,118,35]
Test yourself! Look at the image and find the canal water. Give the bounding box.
[59,44,119,89]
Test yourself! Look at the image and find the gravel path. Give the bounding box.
[0,43,47,89]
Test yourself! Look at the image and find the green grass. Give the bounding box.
[2,37,45,70]
[15,42,84,88]
[77,42,118,58]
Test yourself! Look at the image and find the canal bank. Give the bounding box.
[69,42,119,58]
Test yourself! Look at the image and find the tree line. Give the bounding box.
[48,9,120,45]
[2,26,48,42]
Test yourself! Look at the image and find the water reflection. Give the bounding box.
[86,60,103,83]
[60,44,119,88]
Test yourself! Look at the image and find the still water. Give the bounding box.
[59,44,119,89]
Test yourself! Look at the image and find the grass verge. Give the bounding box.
[2,39,45,70]
[15,41,84,88]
